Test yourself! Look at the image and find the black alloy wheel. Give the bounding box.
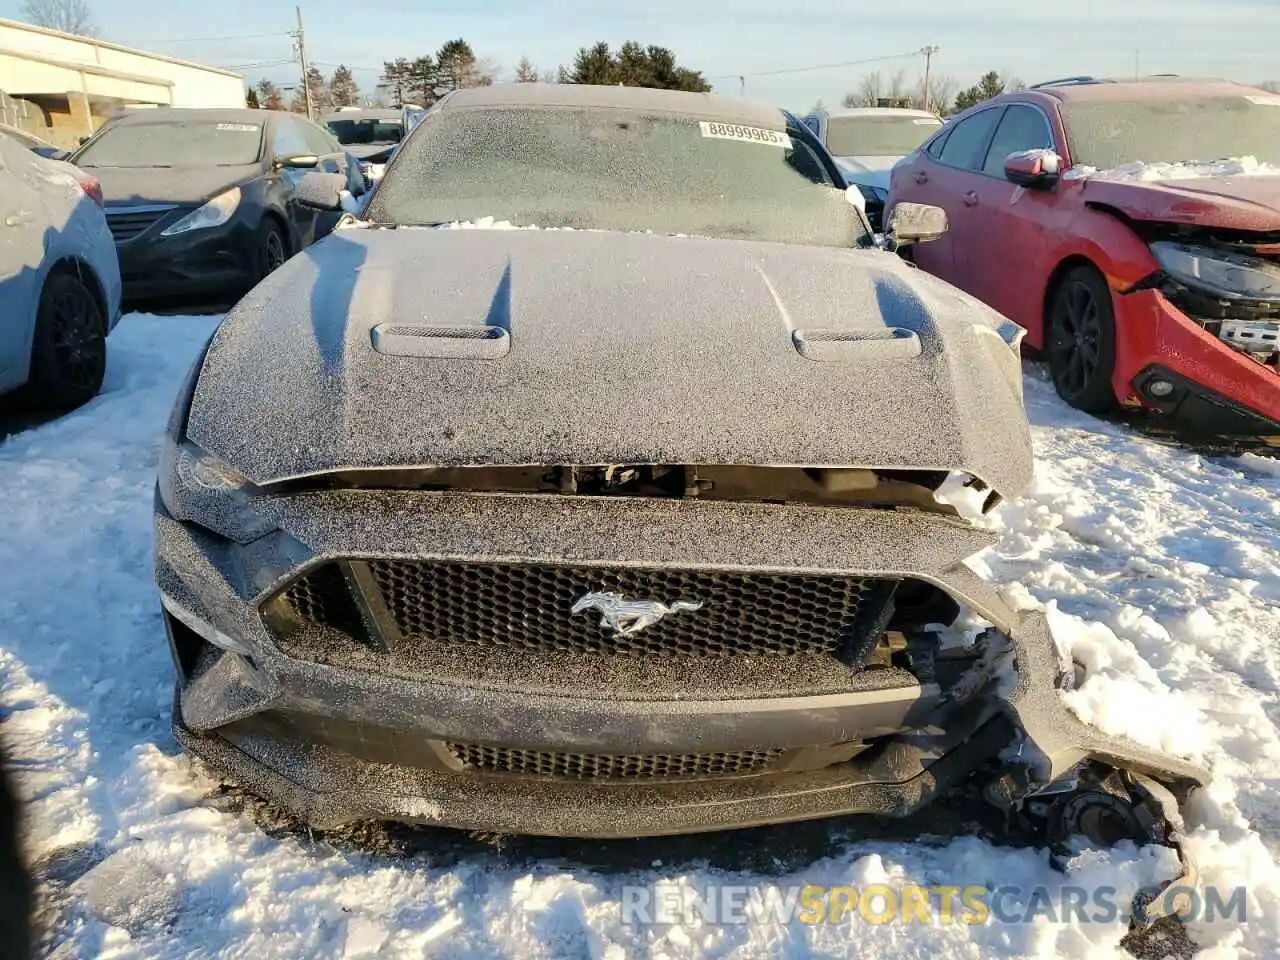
[1047,265,1118,414]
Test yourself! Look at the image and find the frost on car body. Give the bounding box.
[0,131,121,407]
[153,85,1205,888]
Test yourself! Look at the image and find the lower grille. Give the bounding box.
[447,743,783,781]
[105,206,177,242]
[269,558,895,662]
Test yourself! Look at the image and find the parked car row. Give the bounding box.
[886,75,1280,441]
[0,107,367,412]
[153,83,1204,864]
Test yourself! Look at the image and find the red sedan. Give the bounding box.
[888,76,1280,440]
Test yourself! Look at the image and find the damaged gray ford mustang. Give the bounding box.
[154,83,1206,884]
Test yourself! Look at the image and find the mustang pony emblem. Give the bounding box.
[570,592,703,635]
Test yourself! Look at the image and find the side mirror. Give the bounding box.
[296,171,348,211]
[1004,150,1061,189]
[886,202,948,246]
[275,154,320,170]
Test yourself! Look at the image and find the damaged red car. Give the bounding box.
[887,76,1280,441]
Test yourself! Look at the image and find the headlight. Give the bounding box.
[1150,241,1280,302]
[158,438,275,543]
[161,187,242,237]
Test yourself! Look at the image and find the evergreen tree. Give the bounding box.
[246,87,261,109]
[562,42,709,91]
[290,66,330,115]
[514,56,539,83]
[330,64,360,107]
[953,70,1006,112]
[380,58,413,106]
[256,79,284,111]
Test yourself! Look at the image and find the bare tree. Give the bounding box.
[886,68,909,102]
[1002,73,1028,93]
[514,56,540,83]
[920,74,958,114]
[844,71,882,108]
[1262,80,1280,93]
[21,0,96,36]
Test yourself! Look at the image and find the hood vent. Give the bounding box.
[371,324,510,359]
[792,327,921,362]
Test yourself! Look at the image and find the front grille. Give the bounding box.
[269,558,892,661]
[447,743,783,781]
[105,206,176,242]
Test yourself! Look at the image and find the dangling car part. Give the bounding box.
[153,84,1207,883]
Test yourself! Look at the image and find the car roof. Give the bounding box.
[321,108,402,122]
[1030,76,1264,103]
[108,107,288,125]
[0,121,49,146]
[822,107,941,120]
[435,82,787,128]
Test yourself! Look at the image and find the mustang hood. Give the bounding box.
[186,229,1033,497]
[1080,175,1280,231]
[87,164,258,205]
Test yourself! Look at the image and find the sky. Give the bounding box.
[7,0,1279,110]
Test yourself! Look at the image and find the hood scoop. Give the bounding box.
[792,327,921,362]
[371,324,511,359]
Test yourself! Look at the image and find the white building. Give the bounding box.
[0,17,246,148]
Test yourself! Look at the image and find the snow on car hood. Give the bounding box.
[1065,156,1280,231]
[835,156,900,192]
[84,163,260,205]
[186,229,1033,495]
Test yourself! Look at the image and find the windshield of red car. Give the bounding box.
[75,120,264,167]
[369,105,867,247]
[825,115,942,157]
[1062,94,1280,170]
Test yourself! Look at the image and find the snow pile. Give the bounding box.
[437,216,546,230]
[1,318,1280,957]
[1064,155,1280,182]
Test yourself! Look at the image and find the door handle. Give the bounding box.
[962,191,979,207]
[914,171,928,185]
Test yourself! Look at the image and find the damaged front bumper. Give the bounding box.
[1115,288,1280,438]
[155,488,1208,845]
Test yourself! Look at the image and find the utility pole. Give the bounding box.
[290,5,313,120]
[920,45,940,113]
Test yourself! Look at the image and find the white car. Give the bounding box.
[802,107,943,226]
[0,131,122,412]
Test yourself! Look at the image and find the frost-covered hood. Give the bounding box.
[836,157,900,192]
[186,229,1033,496]
[1078,175,1280,231]
[85,163,260,205]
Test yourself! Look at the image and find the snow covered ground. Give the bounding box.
[1,313,1279,958]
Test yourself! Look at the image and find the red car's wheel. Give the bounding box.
[1048,266,1117,414]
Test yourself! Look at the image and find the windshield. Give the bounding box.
[325,118,404,145]
[1063,95,1280,170]
[75,119,263,167]
[825,115,941,157]
[369,106,865,248]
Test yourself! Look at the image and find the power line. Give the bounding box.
[708,50,924,83]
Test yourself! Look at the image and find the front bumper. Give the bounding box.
[1113,288,1280,437]
[156,489,1206,836]
[117,211,261,301]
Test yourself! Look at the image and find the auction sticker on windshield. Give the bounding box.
[216,123,260,132]
[699,121,792,148]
